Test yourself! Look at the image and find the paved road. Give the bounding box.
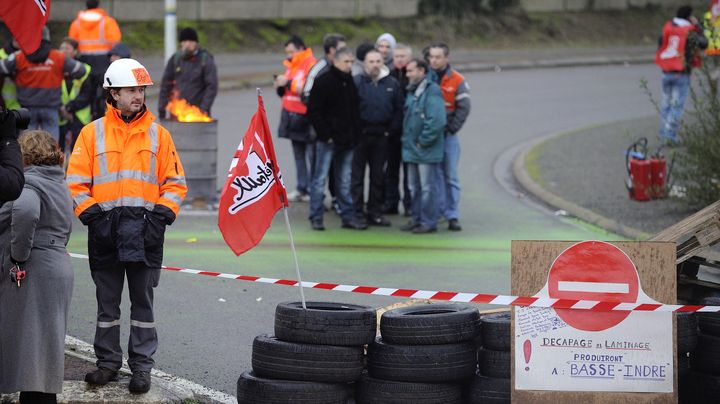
[65,62,661,398]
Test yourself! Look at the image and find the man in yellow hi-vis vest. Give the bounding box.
[0,41,20,110]
[59,38,92,153]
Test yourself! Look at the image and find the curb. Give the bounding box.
[512,124,651,241]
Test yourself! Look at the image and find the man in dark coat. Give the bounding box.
[306,47,366,231]
[352,49,403,227]
[158,27,218,119]
[0,112,23,203]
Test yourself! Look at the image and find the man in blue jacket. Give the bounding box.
[352,49,403,226]
[400,59,446,234]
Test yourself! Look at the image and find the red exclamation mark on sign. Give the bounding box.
[523,339,532,371]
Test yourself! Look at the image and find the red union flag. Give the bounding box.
[218,94,288,255]
[0,0,51,55]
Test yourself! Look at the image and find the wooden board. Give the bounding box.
[510,240,676,404]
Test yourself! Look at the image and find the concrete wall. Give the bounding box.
[51,0,419,21]
[520,0,693,12]
[51,0,703,21]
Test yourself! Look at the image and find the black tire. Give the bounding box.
[478,348,511,379]
[355,373,463,404]
[464,373,510,404]
[252,335,364,383]
[237,371,350,404]
[366,338,477,383]
[697,297,720,338]
[379,303,481,345]
[689,332,720,375]
[274,301,377,346]
[481,312,511,351]
[677,312,698,354]
[678,372,694,404]
[691,371,720,402]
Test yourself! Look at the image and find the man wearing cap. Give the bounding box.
[108,43,131,62]
[158,27,218,119]
[66,58,187,393]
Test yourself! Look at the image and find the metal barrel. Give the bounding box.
[161,119,218,205]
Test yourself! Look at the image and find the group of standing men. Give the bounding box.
[275,33,471,233]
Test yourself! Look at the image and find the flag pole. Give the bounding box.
[282,204,307,310]
[256,88,307,310]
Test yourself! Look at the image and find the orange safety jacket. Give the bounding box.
[68,8,122,55]
[66,104,187,217]
[656,21,701,72]
[281,48,316,114]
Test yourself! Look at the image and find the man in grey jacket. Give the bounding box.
[158,28,218,119]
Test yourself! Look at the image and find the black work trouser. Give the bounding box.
[384,136,411,212]
[90,261,161,373]
[351,135,388,218]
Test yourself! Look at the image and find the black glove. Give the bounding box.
[152,205,176,225]
[0,112,17,140]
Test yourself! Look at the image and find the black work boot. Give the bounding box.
[129,371,151,393]
[84,367,118,385]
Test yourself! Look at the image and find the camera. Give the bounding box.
[0,107,31,130]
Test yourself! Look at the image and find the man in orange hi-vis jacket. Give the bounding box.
[69,0,122,119]
[66,58,186,394]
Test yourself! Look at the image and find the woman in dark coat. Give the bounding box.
[0,112,24,203]
[0,130,74,403]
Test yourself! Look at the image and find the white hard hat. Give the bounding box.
[103,58,153,89]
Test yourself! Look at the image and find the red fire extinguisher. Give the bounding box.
[649,146,674,199]
[626,138,652,201]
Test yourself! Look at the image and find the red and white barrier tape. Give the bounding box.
[69,253,720,313]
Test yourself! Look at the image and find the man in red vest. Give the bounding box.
[0,27,87,141]
[274,35,316,202]
[655,5,707,144]
[428,42,471,232]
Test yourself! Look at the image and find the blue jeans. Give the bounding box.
[659,72,690,142]
[27,106,60,141]
[436,133,461,220]
[408,162,439,228]
[309,140,354,222]
[291,140,314,194]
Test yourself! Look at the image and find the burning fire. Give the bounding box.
[166,95,213,122]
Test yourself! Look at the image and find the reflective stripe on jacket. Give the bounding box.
[68,8,122,55]
[60,63,92,126]
[66,105,187,217]
[281,48,316,114]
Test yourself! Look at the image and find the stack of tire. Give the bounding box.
[237,301,377,404]
[465,312,511,403]
[359,304,481,403]
[676,311,697,403]
[686,297,720,403]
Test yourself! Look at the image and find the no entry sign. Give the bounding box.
[547,241,639,331]
[512,240,675,399]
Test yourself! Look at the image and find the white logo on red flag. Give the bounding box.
[228,132,285,213]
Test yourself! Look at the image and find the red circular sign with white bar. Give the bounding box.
[547,241,639,331]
